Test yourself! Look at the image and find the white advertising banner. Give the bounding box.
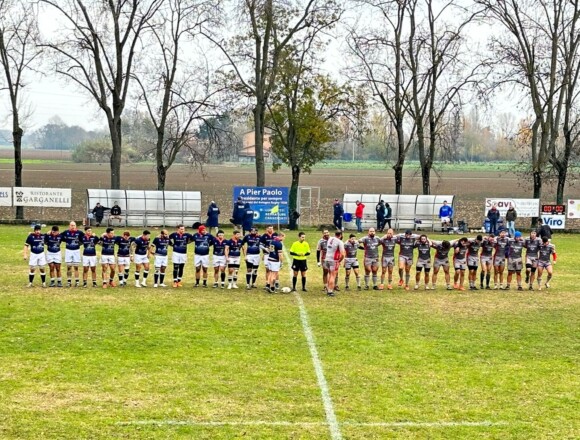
[484,198,540,218]
[567,199,580,219]
[0,187,12,206]
[13,187,72,207]
[540,214,566,229]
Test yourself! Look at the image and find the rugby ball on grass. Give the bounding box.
[281,287,292,293]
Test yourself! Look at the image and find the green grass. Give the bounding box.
[0,225,578,439]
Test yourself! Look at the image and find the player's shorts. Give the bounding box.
[434,258,449,269]
[246,254,261,267]
[134,254,149,265]
[416,259,431,271]
[345,257,359,270]
[82,255,97,267]
[364,257,379,268]
[454,259,467,270]
[227,257,241,268]
[292,259,308,272]
[507,258,523,272]
[480,255,493,265]
[194,254,209,268]
[154,255,168,268]
[46,251,62,264]
[323,260,339,272]
[526,256,538,268]
[213,255,226,267]
[172,252,187,265]
[381,256,395,268]
[493,257,506,267]
[537,260,552,269]
[263,254,271,267]
[29,253,47,267]
[398,255,413,266]
[267,259,281,272]
[467,256,479,268]
[100,255,115,265]
[65,249,81,265]
[117,256,130,267]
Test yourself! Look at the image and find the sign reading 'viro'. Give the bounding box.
[13,187,72,207]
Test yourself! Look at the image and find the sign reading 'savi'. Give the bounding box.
[13,187,72,207]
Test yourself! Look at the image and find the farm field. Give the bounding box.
[1,224,578,439]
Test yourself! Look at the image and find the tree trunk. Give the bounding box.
[253,101,266,186]
[556,168,566,205]
[109,116,122,189]
[532,170,542,228]
[393,162,403,195]
[289,165,300,230]
[157,165,167,191]
[421,163,431,195]
[13,124,23,220]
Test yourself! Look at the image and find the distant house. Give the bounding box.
[239,129,273,162]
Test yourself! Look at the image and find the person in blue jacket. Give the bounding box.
[232,196,246,229]
[206,201,220,235]
[242,202,254,235]
[333,199,344,231]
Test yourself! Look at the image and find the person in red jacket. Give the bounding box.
[355,200,365,233]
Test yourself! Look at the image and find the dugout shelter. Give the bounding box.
[86,189,202,227]
[342,194,455,232]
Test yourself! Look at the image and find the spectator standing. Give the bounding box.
[355,200,365,233]
[505,206,517,237]
[384,203,392,229]
[232,196,246,229]
[206,201,220,235]
[486,204,500,235]
[439,200,453,230]
[92,202,110,227]
[375,200,385,231]
[537,218,553,241]
[242,202,254,235]
[333,199,344,231]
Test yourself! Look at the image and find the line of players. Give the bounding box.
[24,222,286,290]
[316,227,557,294]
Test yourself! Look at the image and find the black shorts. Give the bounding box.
[292,259,308,272]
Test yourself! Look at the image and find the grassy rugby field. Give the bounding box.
[0,225,578,439]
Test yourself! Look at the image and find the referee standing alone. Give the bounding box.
[289,232,311,292]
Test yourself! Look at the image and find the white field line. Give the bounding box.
[283,244,343,440]
[117,420,507,428]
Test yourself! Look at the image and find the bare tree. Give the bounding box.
[133,0,225,190]
[40,0,163,189]
[0,0,41,220]
[347,0,415,194]
[405,0,487,194]
[204,0,342,187]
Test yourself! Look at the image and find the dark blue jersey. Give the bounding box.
[260,232,278,254]
[26,233,46,254]
[44,233,63,253]
[100,235,116,256]
[268,239,283,262]
[212,237,227,256]
[225,238,243,257]
[152,236,170,256]
[81,235,99,256]
[115,236,134,257]
[60,229,83,250]
[192,233,213,256]
[169,232,192,254]
[134,237,150,256]
[243,233,261,255]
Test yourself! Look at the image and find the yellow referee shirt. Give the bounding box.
[289,240,311,260]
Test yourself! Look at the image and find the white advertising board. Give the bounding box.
[541,214,566,229]
[0,187,12,206]
[13,187,72,207]
[567,199,580,219]
[484,198,539,218]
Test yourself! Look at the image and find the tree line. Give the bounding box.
[1,0,580,223]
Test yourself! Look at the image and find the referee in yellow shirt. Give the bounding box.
[289,232,311,292]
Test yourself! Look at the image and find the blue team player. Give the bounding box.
[192,225,213,287]
[99,227,117,288]
[61,221,84,287]
[242,227,261,289]
[133,230,152,287]
[23,224,47,288]
[81,226,100,288]
[225,230,244,289]
[169,224,193,288]
[151,229,170,288]
[45,225,64,287]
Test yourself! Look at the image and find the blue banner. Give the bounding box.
[233,186,289,224]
